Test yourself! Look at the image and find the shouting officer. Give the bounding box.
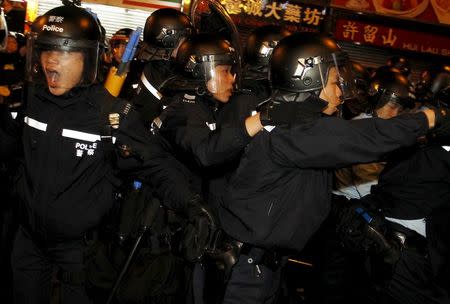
[218,32,445,304]
[0,4,198,304]
[156,33,300,303]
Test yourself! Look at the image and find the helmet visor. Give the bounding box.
[328,54,359,104]
[202,54,238,99]
[26,33,99,94]
[110,39,127,63]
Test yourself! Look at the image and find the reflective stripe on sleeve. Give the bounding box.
[62,129,100,142]
[24,116,47,131]
[62,129,117,144]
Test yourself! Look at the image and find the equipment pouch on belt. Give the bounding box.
[84,183,185,304]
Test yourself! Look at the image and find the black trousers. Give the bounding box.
[222,248,282,304]
[11,226,92,304]
[380,247,450,304]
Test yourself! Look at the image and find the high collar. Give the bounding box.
[34,84,92,109]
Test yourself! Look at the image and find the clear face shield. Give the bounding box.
[26,33,100,96]
[110,37,128,63]
[317,53,358,115]
[195,53,238,102]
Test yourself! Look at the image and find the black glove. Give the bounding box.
[429,107,450,141]
[258,100,298,126]
[181,195,218,262]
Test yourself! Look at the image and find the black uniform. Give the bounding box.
[159,92,259,204]
[131,60,178,125]
[361,143,450,304]
[218,112,430,304]
[158,91,259,303]
[241,68,272,104]
[0,51,25,86]
[1,84,194,303]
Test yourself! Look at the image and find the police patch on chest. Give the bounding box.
[182,94,196,103]
[75,142,98,157]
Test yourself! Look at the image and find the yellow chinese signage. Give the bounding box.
[220,0,326,28]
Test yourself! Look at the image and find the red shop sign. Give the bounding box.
[335,18,450,57]
[331,0,450,26]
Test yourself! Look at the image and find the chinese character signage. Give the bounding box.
[335,18,450,57]
[219,0,326,31]
[331,0,450,26]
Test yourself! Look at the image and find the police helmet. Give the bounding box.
[110,28,133,63]
[245,25,291,71]
[368,68,415,111]
[175,33,237,94]
[269,33,356,102]
[144,8,193,50]
[26,4,102,87]
[110,28,133,49]
[417,64,450,108]
[386,56,411,76]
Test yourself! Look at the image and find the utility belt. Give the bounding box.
[115,228,174,255]
[19,223,86,249]
[388,221,428,256]
[239,243,283,270]
[202,235,284,280]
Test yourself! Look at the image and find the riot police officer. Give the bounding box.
[241,25,291,101]
[156,33,271,303]
[158,33,268,206]
[0,4,198,303]
[415,64,450,109]
[106,27,143,100]
[352,65,450,304]
[312,68,418,304]
[131,8,194,126]
[218,32,442,304]
[386,55,411,77]
[335,68,416,199]
[109,27,133,66]
[334,74,450,303]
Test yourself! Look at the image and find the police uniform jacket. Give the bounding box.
[368,142,450,280]
[370,144,450,219]
[158,91,259,204]
[1,84,194,241]
[220,112,430,252]
[131,60,177,125]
